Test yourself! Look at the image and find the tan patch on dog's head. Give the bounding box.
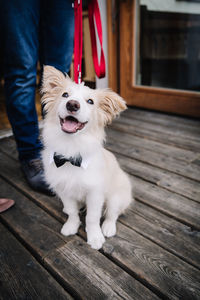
[41,65,72,112]
[95,89,127,125]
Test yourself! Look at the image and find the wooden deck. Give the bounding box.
[0,108,200,300]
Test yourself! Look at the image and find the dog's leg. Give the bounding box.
[61,200,80,236]
[102,202,118,238]
[86,192,105,250]
[102,193,133,238]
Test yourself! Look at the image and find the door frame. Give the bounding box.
[107,0,200,117]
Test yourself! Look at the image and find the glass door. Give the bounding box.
[119,0,200,117]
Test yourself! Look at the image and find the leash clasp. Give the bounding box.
[78,72,82,84]
[78,64,82,84]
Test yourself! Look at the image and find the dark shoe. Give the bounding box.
[21,158,55,196]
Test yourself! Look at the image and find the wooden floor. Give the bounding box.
[0,108,200,300]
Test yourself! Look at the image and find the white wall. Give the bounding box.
[140,0,200,14]
[95,0,108,89]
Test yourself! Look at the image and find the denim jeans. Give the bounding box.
[0,0,74,161]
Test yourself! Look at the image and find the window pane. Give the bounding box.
[136,0,200,91]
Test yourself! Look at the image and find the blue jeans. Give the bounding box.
[1,0,74,161]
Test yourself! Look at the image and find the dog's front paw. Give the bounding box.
[102,220,116,237]
[87,228,105,250]
[61,219,80,236]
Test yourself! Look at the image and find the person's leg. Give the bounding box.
[1,0,54,195]
[1,0,41,162]
[40,0,74,74]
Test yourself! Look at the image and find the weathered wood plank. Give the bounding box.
[0,136,18,159]
[132,176,200,230]
[158,175,200,202]
[110,121,200,151]
[110,151,200,202]
[0,223,73,300]
[0,177,68,259]
[0,177,159,300]
[119,201,200,269]
[106,139,200,182]
[193,159,200,166]
[117,116,200,141]
[102,223,200,300]
[106,128,199,163]
[45,236,159,300]
[123,108,200,129]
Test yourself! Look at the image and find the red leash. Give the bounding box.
[73,0,106,84]
[88,0,106,79]
[74,0,83,84]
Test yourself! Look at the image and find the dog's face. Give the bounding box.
[41,66,127,135]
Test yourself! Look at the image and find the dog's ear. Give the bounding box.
[98,89,127,125]
[41,65,67,94]
[41,65,72,112]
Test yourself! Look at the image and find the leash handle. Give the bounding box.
[74,0,83,84]
[88,0,106,78]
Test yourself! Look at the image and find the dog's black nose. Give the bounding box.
[66,100,80,112]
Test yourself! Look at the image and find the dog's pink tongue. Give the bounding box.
[62,118,79,133]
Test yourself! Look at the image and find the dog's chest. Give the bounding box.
[45,158,104,198]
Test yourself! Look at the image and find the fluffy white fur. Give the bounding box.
[41,66,133,250]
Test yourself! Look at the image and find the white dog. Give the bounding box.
[41,66,133,249]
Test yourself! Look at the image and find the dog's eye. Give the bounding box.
[87,99,94,105]
[62,92,69,98]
